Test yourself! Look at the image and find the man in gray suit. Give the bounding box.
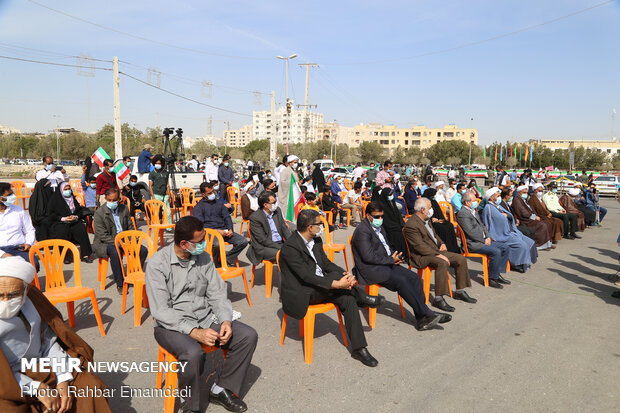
[246,191,292,266]
[456,192,511,289]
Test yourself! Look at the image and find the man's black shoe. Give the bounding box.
[434,312,452,323]
[564,234,575,240]
[116,286,123,295]
[572,233,582,239]
[452,290,477,304]
[497,275,511,285]
[209,389,247,412]
[351,347,378,367]
[358,294,385,308]
[416,313,442,331]
[488,279,504,289]
[432,297,455,312]
[81,256,93,264]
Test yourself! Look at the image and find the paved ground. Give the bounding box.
[37,198,619,413]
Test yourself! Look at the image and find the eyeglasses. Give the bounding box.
[370,214,384,219]
[311,222,324,228]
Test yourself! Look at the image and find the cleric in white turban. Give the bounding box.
[0,256,112,413]
[277,154,301,220]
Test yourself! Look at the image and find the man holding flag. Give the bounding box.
[96,159,118,207]
[115,156,132,190]
[277,155,302,222]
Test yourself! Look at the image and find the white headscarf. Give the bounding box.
[568,188,580,196]
[517,185,528,192]
[0,256,35,284]
[484,187,500,200]
[286,155,299,164]
[533,183,543,191]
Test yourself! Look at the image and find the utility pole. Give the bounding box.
[269,91,277,168]
[298,62,318,143]
[53,115,60,161]
[208,115,213,136]
[112,56,122,159]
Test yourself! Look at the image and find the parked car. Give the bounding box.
[592,175,620,196]
[555,175,579,192]
[327,167,354,181]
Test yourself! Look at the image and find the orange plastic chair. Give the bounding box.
[178,187,195,216]
[343,179,352,191]
[116,231,155,326]
[156,344,227,412]
[29,240,106,336]
[10,180,29,208]
[68,179,84,196]
[320,216,349,271]
[205,228,252,306]
[239,219,250,238]
[402,228,452,304]
[227,186,241,218]
[347,236,404,328]
[276,251,348,364]
[360,200,369,219]
[144,199,175,247]
[338,191,352,225]
[247,222,276,298]
[97,258,109,290]
[439,201,457,227]
[455,224,490,287]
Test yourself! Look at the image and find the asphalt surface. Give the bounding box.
[38,198,619,413]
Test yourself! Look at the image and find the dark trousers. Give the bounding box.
[154,321,258,411]
[51,221,93,258]
[1,245,39,271]
[471,242,509,279]
[212,232,249,267]
[308,283,367,351]
[550,211,578,236]
[379,265,433,319]
[106,244,148,288]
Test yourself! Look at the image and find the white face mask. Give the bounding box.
[0,292,26,319]
[427,208,434,219]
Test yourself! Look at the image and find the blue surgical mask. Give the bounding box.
[224,162,229,167]
[461,190,467,194]
[207,194,216,201]
[108,167,114,173]
[552,189,558,193]
[187,240,206,256]
[126,162,133,169]
[471,201,478,209]
[106,201,118,210]
[494,197,502,205]
[46,164,54,171]
[387,195,394,201]
[62,189,72,198]
[2,194,17,206]
[371,218,383,228]
[214,185,220,191]
[129,182,137,187]
[155,164,162,170]
[521,193,528,200]
[90,183,96,189]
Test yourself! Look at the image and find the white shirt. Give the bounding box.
[448,170,456,179]
[298,232,324,277]
[247,160,254,167]
[0,205,36,247]
[35,168,68,190]
[274,164,285,186]
[205,161,219,182]
[343,189,361,205]
[352,166,365,181]
[372,226,391,256]
[445,187,457,203]
[187,159,198,171]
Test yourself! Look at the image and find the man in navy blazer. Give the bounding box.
[351,201,448,330]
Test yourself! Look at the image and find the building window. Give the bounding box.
[437,132,441,137]
[380,140,389,145]
[405,140,409,145]
[374,132,378,136]
[413,140,420,145]
[391,132,395,136]
[423,132,427,136]
[391,140,395,144]
[405,132,409,137]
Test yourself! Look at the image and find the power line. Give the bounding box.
[324,0,615,66]
[26,0,272,61]
[0,54,112,70]
[119,71,252,117]
[0,42,111,62]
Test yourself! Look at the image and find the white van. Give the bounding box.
[312,159,335,173]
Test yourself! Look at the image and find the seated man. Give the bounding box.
[529,183,564,243]
[146,216,257,413]
[0,256,112,412]
[330,176,346,204]
[498,189,536,241]
[481,187,538,273]
[456,192,511,289]
[320,185,347,228]
[93,188,147,295]
[572,184,596,227]
[247,191,292,266]
[510,185,554,251]
[122,175,146,220]
[279,209,384,367]
[351,201,447,329]
[404,198,475,312]
[0,182,38,269]
[341,182,364,227]
[542,182,580,239]
[559,188,587,231]
[585,182,606,224]
[193,182,248,267]
[451,183,467,213]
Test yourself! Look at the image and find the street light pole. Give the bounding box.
[276,54,297,153]
[277,54,297,102]
[53,114,60,161]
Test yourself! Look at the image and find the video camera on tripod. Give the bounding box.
[162,127,184,167]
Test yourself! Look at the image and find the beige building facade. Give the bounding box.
[532,138,620,156]
[224,125,253,148]
[315,123,478,154]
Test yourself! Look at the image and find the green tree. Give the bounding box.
[190,140,217,159]
[424,140,481,165]
[358,141,384,164]
[243,139,269,159]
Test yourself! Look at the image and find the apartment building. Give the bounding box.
[532,138,620,156]
[253,107,324,144]
[223,125,253,148]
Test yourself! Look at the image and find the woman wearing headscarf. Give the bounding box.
[421,188,460,253]
[376,187,408,260]
[47,182,94,263]
[311,163,326,193]
[467,179,481,198]
[28,178,54,241]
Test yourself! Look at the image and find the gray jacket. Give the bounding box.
[456,205,490,251]
[246,207,292,266]
[92,204,135,258]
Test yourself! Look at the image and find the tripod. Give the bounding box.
[162,127,184,222]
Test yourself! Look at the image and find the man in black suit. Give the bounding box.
[351,201,447,330]
[279,209,384,367]
[247,191,292,266]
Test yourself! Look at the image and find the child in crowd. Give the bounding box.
[320,185,347,229]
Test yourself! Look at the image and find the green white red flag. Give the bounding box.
[114,162,130,180]
[286,173,304,221]
[91,147,111,168]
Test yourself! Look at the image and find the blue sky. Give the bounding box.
[0,0,619,144]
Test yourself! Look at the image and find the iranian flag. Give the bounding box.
[114,162,130,180]
[286,173,304,222]
[91,147,111,168]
